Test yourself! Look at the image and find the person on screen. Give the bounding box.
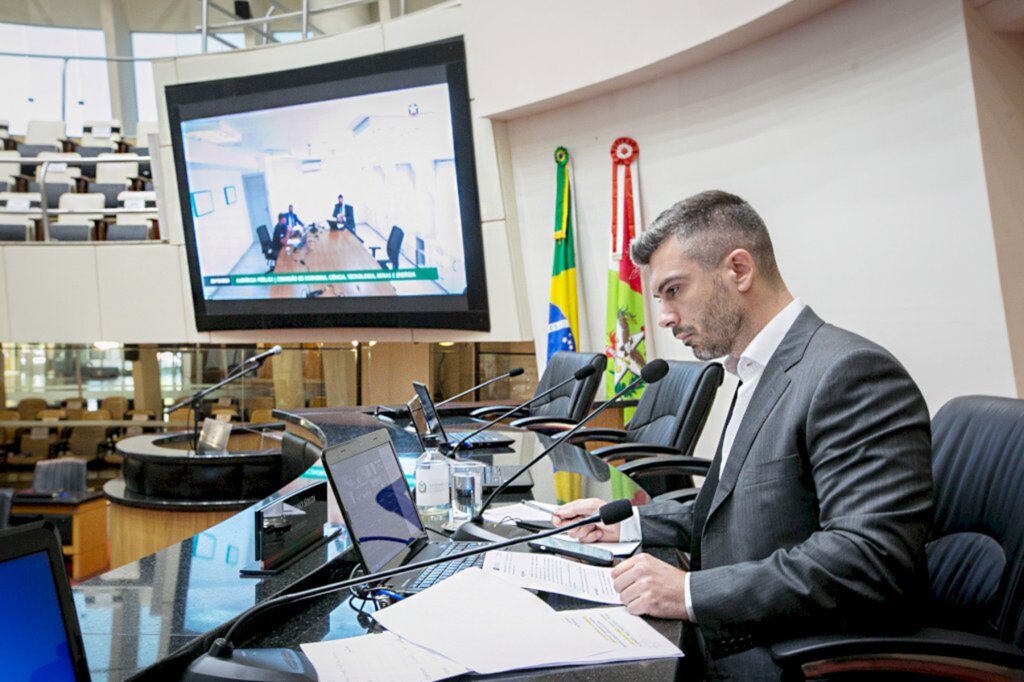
[332,193,357,237]
[552,190,932,680]
[267,213,289,271]
[283,204,304,228]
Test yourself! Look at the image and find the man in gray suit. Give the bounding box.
[555,191,932,679]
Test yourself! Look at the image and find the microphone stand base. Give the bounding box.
[451,520,529,542]
[183,647,318,682]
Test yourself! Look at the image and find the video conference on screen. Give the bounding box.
[181,82,467,302]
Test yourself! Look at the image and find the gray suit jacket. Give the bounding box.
[640,307,933,653]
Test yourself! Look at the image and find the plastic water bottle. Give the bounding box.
[414,439,450,518]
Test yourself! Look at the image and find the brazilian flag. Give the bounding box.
[547,146,579,360]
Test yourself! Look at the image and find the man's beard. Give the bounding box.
[679,276,742,361]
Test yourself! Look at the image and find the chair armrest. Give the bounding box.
[770,628,1024,679]
[592,442,684,462]
[564,427,629,446]
[652,487,700,504]
[616,455,711,479]
[508,415,577,432]
[469,405,527,420]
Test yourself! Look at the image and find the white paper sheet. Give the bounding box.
[372,568,612,674]
[482,551,622,605]
[558,607,684,663]
[301,631,467,682]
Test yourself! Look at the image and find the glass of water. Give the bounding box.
[445,460,485,530]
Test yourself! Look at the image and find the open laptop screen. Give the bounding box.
[0,524,88,682]
[324,434,424,573]
[412,381,449,446]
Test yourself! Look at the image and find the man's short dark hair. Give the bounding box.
[631,190,781,281]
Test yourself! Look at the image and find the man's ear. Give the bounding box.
[725,249,755,293]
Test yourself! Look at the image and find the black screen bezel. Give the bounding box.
[166,37,490,332]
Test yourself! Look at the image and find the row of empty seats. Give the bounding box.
[0,151,152,205]
[0,190,158,241]
[0,119,158,158]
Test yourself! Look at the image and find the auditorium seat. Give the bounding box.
[51,409,113,462]
[33,458,87,494]
[0,489,12,529]
[52,192,105,241]
[81,153,140,207]
[17,120,65,162]
[26,151,82,208]
[0,191,39,241]
[16,398,48,421]
[0,150,20,192]
[76,119,122,157]
[107,189,157,240]
[249,409,277,424]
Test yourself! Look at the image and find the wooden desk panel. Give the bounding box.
[271,228,397,298]
[11,496,109,580]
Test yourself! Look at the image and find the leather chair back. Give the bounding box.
[0,489,12,530]
[625,360,724,456]
[929,396,1024,647]
[531,352,607,421]
[33,458,87,494]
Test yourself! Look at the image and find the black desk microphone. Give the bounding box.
[183,500,633,682]
[452,359,669,542]
[448,364,597,459]
[435,366,525,408]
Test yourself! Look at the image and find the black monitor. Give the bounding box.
[166,37,489,331]
[0,522,91,681]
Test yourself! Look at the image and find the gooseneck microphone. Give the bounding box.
[435,367,525,408]
[244,345,283,366]
[183,500,634,682]
[452,359,669,542]
[448,364,597,459]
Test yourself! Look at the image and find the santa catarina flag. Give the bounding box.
[605,137,647,406]
[546,146,579,360]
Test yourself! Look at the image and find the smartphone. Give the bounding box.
[515,519,556,532]
[527,537,614,566]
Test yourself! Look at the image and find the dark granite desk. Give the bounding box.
[74,407,680,681]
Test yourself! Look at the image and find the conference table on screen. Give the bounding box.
[271,224,397,298]
[72,406,683,680]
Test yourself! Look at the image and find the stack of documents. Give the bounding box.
[301,568,682,681]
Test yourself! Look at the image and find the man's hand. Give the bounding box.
[611,553,689,620]
[552,498,621,543]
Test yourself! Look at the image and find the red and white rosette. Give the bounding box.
[610,137,640,261]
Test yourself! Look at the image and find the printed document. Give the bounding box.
[559,607,683,663]
[482,550,621,604]
[372,568,612,674]
[482,502,640,556]
[301,631,467,682]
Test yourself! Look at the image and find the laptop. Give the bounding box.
[0,521,92,681]
[408,383,532,492]
[410,381,516,450]
[322,430,486,594]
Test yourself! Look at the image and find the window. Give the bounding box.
[131,32,245,125]
[0,22,110,136]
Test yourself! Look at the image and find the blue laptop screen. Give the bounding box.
[0,550,76,681]
[327,440,423,573]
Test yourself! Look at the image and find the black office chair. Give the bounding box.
[256,225,277,268]
[565,360,723,462]
[770,395,1024,679]
[372,225,404,270]
[471,352,607,430]
[0,488,12,530]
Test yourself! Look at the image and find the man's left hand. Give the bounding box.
[611,553,689,620]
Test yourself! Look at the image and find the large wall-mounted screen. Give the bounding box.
[166,38,489,331]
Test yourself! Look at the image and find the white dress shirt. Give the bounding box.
[618,298,805,622]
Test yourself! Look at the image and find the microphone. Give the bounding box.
[448,364,597,459]
[183,500,633,682]
[452,359,669,542]
[435,367,525,408]
[244,345,283,366]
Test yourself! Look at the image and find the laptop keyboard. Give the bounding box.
[449,431,513,447]
[407,542,487,591]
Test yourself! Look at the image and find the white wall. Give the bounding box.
[505,0,1016,452]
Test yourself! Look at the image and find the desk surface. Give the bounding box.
[271,227,397,298]
[74,408,678,681]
